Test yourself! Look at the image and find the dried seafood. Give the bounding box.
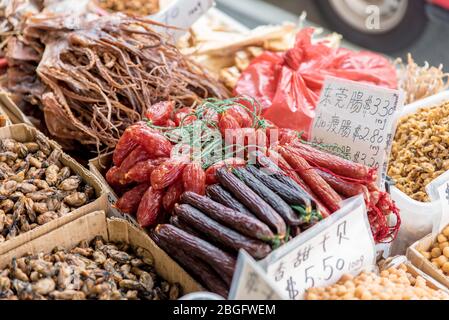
[396,54,449,104]
[179,18,297,90]
[0,135,96,243]
[6,13,229,152]
[0,237,181,300]
[0,0,41,54]
[95,0,160,16]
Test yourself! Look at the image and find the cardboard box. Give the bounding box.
[0,123,110,255]
[0,210,203,296]
[0,91,33,126]
[381,255,449,292]
[407,233,449,288]
[88,152,115,196]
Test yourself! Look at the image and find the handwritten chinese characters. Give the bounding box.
[311,77,404,186]
[264,196,376,300]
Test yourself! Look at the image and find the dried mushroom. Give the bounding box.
[0,137,96,241]
[388,101,449,202]
[0,237,181,300]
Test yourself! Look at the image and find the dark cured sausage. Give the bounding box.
[180,192,274,241]
[175,204,272,259]
[154,224,236,286]
[216,167,286,237]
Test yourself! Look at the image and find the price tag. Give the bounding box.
[426,170,449,236]
[310,76,404,187]
[261,196,376,300]
[228,250,287,300]
[151,0,214,41]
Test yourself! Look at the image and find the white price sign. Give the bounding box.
[229,250,287,300]
[426,170,449,236]
[152,0,214,41]
[261,196,376,300]
[310,76,404,187]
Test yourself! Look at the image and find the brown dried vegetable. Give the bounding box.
[0,134,96,243]
[0,237,181,300]
[388,101,449,202]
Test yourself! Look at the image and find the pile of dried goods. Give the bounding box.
[179,20,298,90]
[420,225,449,274]
[107,98,399,243]
[0,134,96,243]
[0,0,40,58]
[6,13,228,152]
[0,236,181,300]
[107,98,273,226]
[96,0,159,16]
[306,264,449,300]
[396,54,449,105]
[150,156,323,297]
[388,101,449,202]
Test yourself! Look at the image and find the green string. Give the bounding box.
[146,97,274,170]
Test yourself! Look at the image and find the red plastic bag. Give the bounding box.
[234,28,398,139]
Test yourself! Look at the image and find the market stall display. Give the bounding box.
[102,96,398,242]
[305,264,449,300]
[0,210,201,300]
[0,124,105,256]
[389,100,449,202]
[0,135,96,242]
[0,0,447,302]
[95,0,159,15]
[5,11,228,153]
[0,237,181,300]
[148,162,324,296]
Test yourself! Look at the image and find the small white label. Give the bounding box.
[151,0,214,41]
[261,196,376,300]
[310,76,404,187]
[229,250,287,300]
[427,170,449,236]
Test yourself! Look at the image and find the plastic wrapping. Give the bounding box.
[234,28,397,138]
